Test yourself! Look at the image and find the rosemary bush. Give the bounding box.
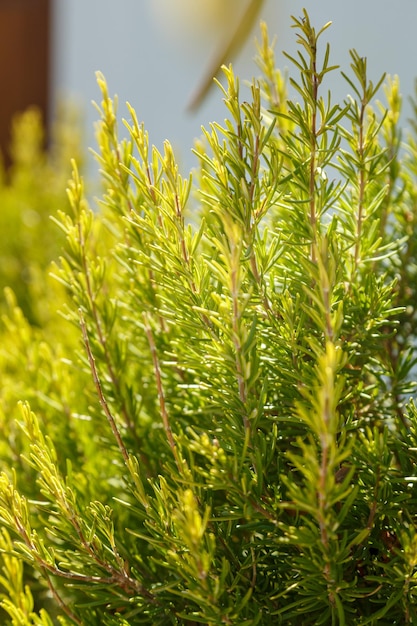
[1,12,417,624]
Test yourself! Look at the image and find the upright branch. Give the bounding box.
[229,230,249,430]
[282,11,341,270]
[79,309,131,467]
[143,312,186,476]
[307,35,319,264]
[66,163,141,449]
[340,51,386,278]
[289,12,332,263]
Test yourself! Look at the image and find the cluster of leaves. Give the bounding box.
[0,11,417,625]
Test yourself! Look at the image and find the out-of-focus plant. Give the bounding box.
[0,106,83,326]
[0,103,86,623]
[152,0,266,110]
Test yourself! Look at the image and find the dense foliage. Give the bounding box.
[0,105,82,326]
[1,12,417,624]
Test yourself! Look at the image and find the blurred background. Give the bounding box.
[1,0,417,173]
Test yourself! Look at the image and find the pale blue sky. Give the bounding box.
[51,0,417,175]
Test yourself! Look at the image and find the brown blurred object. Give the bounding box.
[0,0,50,167]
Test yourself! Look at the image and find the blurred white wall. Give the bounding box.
[51,0,417,174]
